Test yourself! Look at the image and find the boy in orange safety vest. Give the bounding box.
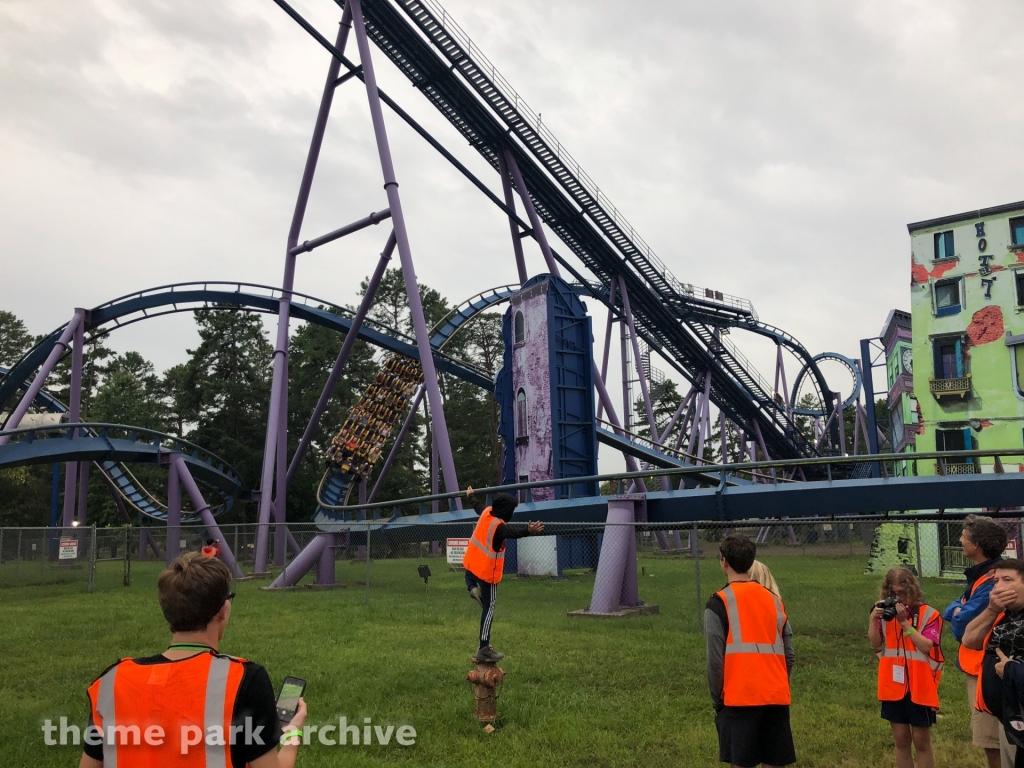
[868,567,944,768]
[462,486,544,663]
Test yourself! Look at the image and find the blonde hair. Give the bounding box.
[879,567,923,606]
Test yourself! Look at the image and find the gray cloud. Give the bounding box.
[1,0,1022,407]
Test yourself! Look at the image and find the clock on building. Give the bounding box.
[901,347,913,375]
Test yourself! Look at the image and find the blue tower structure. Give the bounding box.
[495,274,599,575]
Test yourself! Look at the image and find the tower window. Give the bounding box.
[514,311,525,345]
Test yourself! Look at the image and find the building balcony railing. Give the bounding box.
[929,374,971,399]
[936,460,978,475]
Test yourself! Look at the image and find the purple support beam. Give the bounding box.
[76,461,91,525]
[595,280,618,422]
[141,528,162,561]
[274,379,288,568]
[620,277,659,437]
[166,454,181,564]
[751,419,776,482]
[288,208,391,255]
[591,362,646,482]
[835,392,847,456]
[350,0,461,502]
[619,313,631,433]
[589,498,640,613]
[503,150,561,277]
[173,455,243,579]
[255,8,354,574]
[317,533,336,585]
[0,308,85,441]
[430,421,439,515]
[287,230,397,486]
[62,316,86,526]
[777,345,791,419]
[496,152,528,285]
[269,533,333,589]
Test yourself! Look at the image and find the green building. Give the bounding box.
[909,200,1024,477]
[868,202,1024,576]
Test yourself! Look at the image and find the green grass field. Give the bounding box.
[0,553,991,767]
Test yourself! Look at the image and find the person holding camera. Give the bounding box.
[964,559,1024,767]
[78,552,307,768]
[942,515,1008,768]
[868,567,944,768]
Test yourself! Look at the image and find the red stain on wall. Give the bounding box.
[1016,251,1024,264]
[967,305,1005,345]
[910,258,958,284]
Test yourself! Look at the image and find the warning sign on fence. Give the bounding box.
[446,538,469,566]
[58,538,79,561]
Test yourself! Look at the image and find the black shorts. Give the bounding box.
[716,705,796,767]
[880,694,936,729]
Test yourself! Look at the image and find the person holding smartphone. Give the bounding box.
[78,552,308,768]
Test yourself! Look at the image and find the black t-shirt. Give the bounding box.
[83,653,282,767]
[982,611,1024,720]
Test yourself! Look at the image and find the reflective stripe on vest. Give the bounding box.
[90,653,243,767]
[462,508,505,584]
[717,582,791,707]
[959,571,997,676]
[976,611,1007,714]
[877,604,944,708]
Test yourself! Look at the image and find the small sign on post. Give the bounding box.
[446,538,469,568]
[59,538,79,561]
[1005,541,1018,559]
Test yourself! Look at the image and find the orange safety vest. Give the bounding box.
[716,581,791,707]
[462,507,505,584]
[201,546,218,557]
[959,571,997,676]
[877,604,944,708]
[975,611,1007,714]
[87,651,247,767]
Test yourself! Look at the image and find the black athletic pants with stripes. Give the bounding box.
[465,570,497,649]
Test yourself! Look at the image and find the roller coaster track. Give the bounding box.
[0,367,232,521]
[346,0,834,459]
[0,423,243,520]
[0,281,494,421]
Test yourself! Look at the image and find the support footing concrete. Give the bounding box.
[568,604,660,619]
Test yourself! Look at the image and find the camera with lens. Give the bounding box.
[875,596,899,622]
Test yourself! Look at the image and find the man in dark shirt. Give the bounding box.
[79,553,306,768]
[464,487,543,662]
[964,558,1024,767]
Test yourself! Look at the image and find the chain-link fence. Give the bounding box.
[2,516,1012,622]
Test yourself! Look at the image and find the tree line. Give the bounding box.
[0,270,503,527]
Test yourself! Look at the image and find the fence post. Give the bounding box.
[88,524,97,593]
[234,525,240,568]
[692,521,702,630]
[16,528,22,580]
[123,526,131,587]
[914,522,923,577]
[365,520,372,606]
[0,528,4,567]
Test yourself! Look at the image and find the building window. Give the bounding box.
[516,388,528,438]
[933,230,955,260]
[518,473,529,504]
[1013,345,1024,398]
[1011,216,1024,247]
[933,338,964,380]
[934,278,962,317]
[891,399,904,446]
[513,311,525,345]
[935,428,968,452]
[1016,271,1024,307]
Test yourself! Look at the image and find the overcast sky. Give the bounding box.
[2,0,1023,408]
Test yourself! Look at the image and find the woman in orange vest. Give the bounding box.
[868,567,944,768]
[462,486,544,663]
[201,538,221,558]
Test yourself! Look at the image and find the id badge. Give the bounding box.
[893,665,906,685]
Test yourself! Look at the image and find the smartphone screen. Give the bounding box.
[276,677,306,723]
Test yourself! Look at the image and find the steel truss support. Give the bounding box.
[496,152,528,285]
[172,455,243,578]
[502,150,560,277]
[62,315,86,526]
[254,8,355,574]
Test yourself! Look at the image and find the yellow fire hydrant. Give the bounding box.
[466,656,505,723]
